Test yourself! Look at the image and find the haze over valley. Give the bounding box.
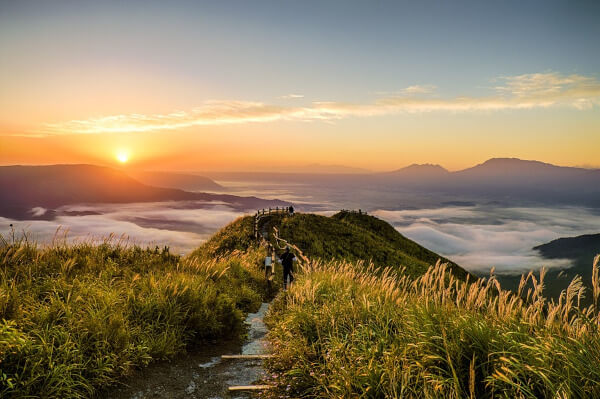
[2,158,599,279]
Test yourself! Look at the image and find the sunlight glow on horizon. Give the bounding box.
[0,1,598,171]
[116,150,130,164]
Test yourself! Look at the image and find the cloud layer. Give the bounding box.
[1,202,245,254]
[373,206,600,274]
[31,72,600,136]
[2,196,599,274]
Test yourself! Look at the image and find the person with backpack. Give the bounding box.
[279,246,296,290]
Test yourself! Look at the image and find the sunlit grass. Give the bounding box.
[0,232,270,398]
[265,256,600,398]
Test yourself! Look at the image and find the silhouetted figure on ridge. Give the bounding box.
[279,246,296,290]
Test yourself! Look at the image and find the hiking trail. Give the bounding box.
[103,303,271,399]
[103,210,306,399]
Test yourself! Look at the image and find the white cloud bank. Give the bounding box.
[2,199,599,273]
[0,202,245,254]
[29,71,600,136]
[373,206,600,275]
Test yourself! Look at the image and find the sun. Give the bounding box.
[116,150,129,163]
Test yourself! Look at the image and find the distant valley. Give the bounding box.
[206,158,600,209]
[0,164,288,220]
[2,159,599,276]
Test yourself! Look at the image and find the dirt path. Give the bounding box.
[102,303,271,399]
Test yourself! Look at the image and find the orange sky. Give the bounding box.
[1,2,599,172]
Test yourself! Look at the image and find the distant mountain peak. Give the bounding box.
[454,157,595,181]
[478,158,555,167]
[388,163,449,175]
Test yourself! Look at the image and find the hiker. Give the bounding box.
[264,244,274,291]
[278,246,296,290]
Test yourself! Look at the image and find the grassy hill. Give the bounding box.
[265,256,600,398]
[6,210,598,398]
[0,235,271,397]
[193,210,469,279]
[535,233,600,300]
[266,211,468,279]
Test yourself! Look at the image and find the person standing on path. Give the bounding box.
[264,244,275,292]
[279,246,296,290]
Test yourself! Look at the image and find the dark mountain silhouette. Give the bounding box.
[453,158,594,184]
[385,163,449,178]
[377,164,450,187]
[534,233,600,260]
[0,164,289,220]
[126,170,224,192]
[372,158,600,207]
[203,158,600,209]
[377,158,598,184]
[495,233,600,302]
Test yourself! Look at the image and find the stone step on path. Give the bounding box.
[222,302,273,393]
[222,355,273,359]
[228,385,272,392]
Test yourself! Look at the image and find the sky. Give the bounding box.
[1,0,599,172]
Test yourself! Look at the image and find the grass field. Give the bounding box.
[264,256,600,398]
[0,226,269,398]
[3,212,597,398]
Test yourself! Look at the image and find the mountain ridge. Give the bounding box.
[0,164,289,220]
[194,210,470,280]
[125,170,224,192]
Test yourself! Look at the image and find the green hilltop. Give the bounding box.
[193,210,469,279]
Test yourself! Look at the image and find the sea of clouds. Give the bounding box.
[373,206,600,275]
[1,202,246,254]
[2,194,599,275]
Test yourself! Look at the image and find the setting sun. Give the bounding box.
[116,150,129,163]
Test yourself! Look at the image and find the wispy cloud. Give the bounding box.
[494,72,600,110]
[374,85,437,96]
[31,72,600,136]
[280,93,305,99]
[401,84,438,95]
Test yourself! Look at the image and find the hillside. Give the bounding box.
[383,163,449,180]
[126,170,224,192]
[534,233,600,259]
[0,164,288,220]
[0,235,272,397]
[528,233,600,300]
[194,210,469,279]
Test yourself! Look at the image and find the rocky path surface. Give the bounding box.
[103,303,271,399]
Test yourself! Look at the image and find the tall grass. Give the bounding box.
[265,255,600,398]
[0,233,270,398]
